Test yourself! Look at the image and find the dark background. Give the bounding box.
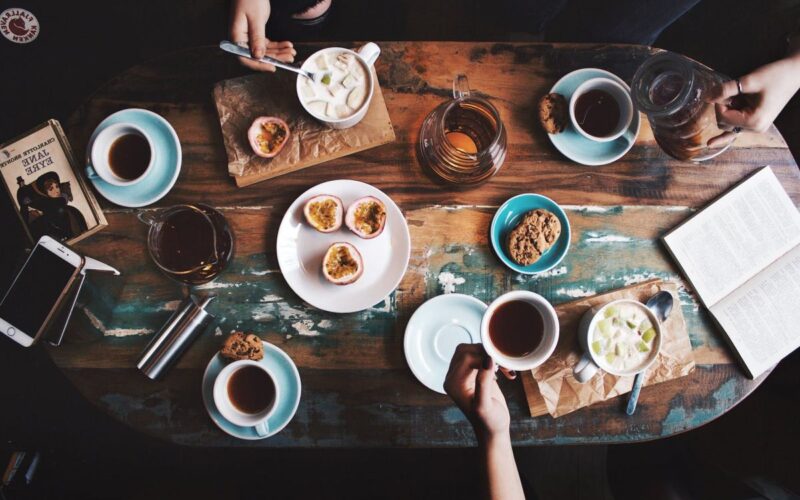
[1,1,799,498]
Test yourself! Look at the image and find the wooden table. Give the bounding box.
[51,42,800,447]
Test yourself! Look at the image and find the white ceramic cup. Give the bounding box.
[572,299,663,383]
[569,77,634,142]
[87,122,155,186]
[296,42,381,129]
[480,290,560,371]
[213,360,280,436]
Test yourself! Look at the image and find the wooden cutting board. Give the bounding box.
[213,70,395,188]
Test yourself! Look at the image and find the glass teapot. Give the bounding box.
[417,74,508,186]
[631,52,736,162]
[138,204,235,286]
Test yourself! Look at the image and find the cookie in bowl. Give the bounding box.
[506,209,562,266]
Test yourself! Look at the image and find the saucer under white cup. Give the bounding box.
[87,122,155,186]
[213,359,280,437]
[569,77,635,143]
[480,290,560,372]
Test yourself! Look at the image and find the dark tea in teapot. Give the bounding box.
[141,204,234,285]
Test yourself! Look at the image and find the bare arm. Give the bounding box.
[709,53,800,146]
[445,345,526,500]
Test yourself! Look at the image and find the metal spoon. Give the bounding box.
[626,290,674,416]
[219,40,319,81]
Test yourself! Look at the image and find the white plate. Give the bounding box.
[276,179,411,313]
[404,294,487,394]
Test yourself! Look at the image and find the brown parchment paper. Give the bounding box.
[213,68,395,188]
[521,279,695,418]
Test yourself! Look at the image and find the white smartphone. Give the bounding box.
[0,236,84,347]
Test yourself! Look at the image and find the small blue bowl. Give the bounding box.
[490,194,571,275]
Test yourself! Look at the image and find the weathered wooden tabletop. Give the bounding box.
[52,42,800,447]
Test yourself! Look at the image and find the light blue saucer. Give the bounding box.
[404,294,487,394]
[490,193,571,275]
[202,341,301,440]
[86,108,182,207]
[548,68,640,166]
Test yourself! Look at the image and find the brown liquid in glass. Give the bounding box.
[153,205,234,285]
[228,366,275,414]
[574,89,620,137]
[489,300,544,358]
[108,134,150,180]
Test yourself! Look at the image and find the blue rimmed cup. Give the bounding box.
[489,194,571,275]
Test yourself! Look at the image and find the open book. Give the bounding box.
[663,166,800,379]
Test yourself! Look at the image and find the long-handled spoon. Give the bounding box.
[219,40,321,81]
[626,290,674,415]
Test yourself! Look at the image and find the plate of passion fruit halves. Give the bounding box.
[276,179,411,313]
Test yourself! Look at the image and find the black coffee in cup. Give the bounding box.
[574,89,620,138]
[227,365,276,414]
[108,133,150,180]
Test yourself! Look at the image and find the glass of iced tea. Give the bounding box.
[138,204,235,286]
[417,74,507,186]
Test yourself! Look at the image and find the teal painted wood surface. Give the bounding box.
[50,42,799,447]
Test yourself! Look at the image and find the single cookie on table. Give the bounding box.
[506,209,562,266]
[220,331,264,361]
[538,93,568,134]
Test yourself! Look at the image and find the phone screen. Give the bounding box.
[0,245,78,336]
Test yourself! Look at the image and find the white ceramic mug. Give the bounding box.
[296,42,381,129]
[213,360,280,436]
[572,299,663,383]
[569,77,634,142]
[480,290,560,371]
[87,122,155,186]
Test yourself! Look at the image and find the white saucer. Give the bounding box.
[276,179,411,313]
[404,294,487,394]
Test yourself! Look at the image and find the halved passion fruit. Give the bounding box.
[345,196,387,239]
[248,116,290,158]
[303,195,344,233]
[322,242,363,285]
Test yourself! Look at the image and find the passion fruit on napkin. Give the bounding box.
[248,116,290,158]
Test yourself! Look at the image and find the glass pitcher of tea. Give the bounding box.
[418,74,507,186]
[138,204,235,286]
[631,52,735,162]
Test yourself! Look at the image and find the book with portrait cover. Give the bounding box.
[0,120,107,246]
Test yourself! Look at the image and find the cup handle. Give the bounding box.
[254,420,270,437]
[453,74,471,99]
[357,42,381,68]
[573,352,599,383]
[85,165,99,179]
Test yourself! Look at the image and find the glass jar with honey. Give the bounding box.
[417,75,507,186]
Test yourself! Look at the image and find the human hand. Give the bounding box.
[708,54,800,147]
[229,0,296,72]
[444,344,511,441]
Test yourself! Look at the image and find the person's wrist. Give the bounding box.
[475,426,511,448]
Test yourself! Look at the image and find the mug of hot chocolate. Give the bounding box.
[295,43,381,129]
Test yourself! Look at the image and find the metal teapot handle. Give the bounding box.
[453,74,471,100]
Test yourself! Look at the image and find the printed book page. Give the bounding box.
[663,167,800,307]
[710,245,800,378]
